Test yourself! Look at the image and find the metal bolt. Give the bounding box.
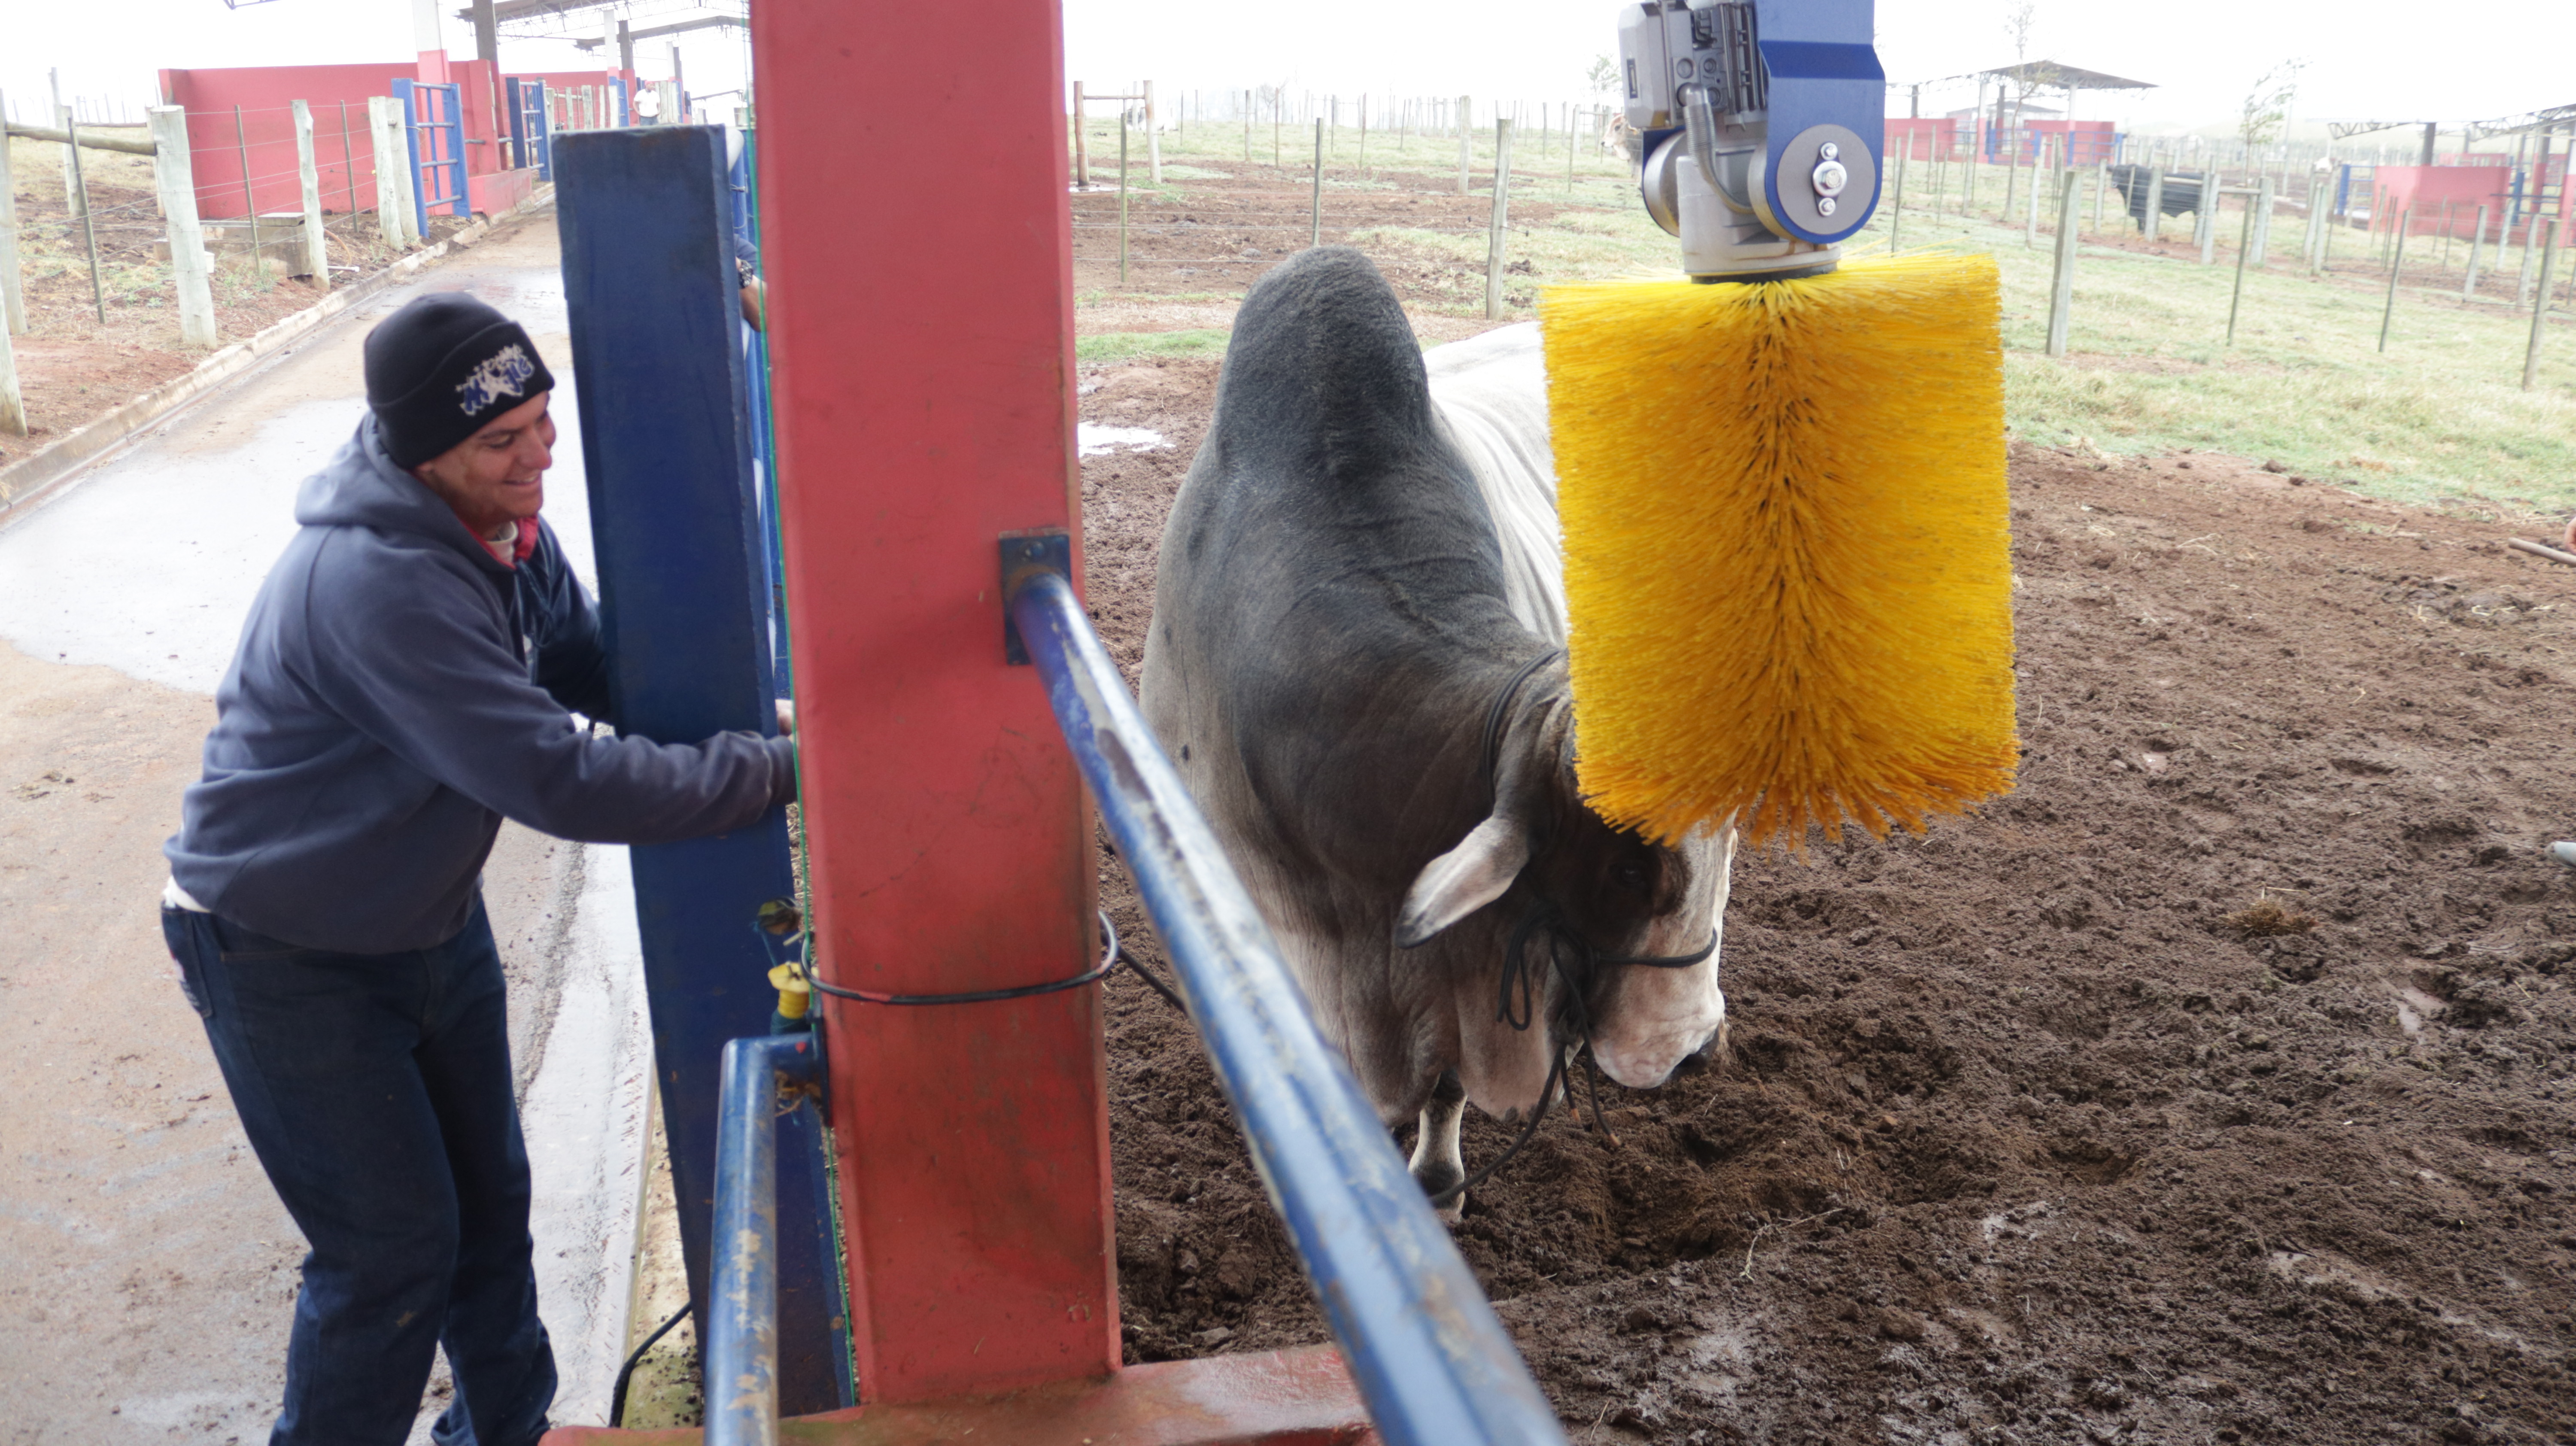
[1676,58,1695,79]
[1819,143,1839,161]
[1811,158,1848,197]
[1817,196,1838,217]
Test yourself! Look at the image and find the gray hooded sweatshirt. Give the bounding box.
[165,415,795,953]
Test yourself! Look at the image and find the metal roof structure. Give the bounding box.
[1978,61,2158,92]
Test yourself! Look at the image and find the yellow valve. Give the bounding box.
[769,961,813,1019]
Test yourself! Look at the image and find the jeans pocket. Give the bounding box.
[160,905,215,1021]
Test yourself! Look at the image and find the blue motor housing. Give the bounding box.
[1620,0,1886,276]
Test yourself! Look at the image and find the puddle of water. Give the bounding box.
[1076,423,1168,457]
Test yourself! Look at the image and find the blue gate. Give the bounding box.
[392,78,471,233]
[504,76,552,179]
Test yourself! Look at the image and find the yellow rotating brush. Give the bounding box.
[1540,252,2014,848]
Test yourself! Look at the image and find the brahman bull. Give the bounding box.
[1141,247,1733,1212]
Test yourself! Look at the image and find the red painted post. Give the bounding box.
[750,0,1115,1407]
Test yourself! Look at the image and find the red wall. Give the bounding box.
[159,58,545,221]
[2368,165,2520,238]
[160,64,412,219]
[2018,119,2118,166]
[1884,118,1958,162]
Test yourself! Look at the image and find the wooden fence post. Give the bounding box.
[0,314,22,437]
[369,97,415,248]
[292,100,329,288]
[2023,137,2043,247]
[2143,167,2164,243]
[149,105,218,349]
[1309,118,1323,248]
[2380,207,2412,352]
[1145,79,1161,186]
[2046,167,2079,357]
[2465,204,2490,297]
[2527,220,2563,391]
[1071,81,1087,188]
[2197,171,2219,264]
[0,90,25,336]
[1457,95,1472,194]
[2249,175,2275,267]
[51,70,82,222]
[2227,184,2258,344]
[65,110,105,322]
[1485,119,1514,319]
[2517,213,2543,306]
[2318,178,2339,273]
[1117,109,1129,284]
[1887,149,1905,251]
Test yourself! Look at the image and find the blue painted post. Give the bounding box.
[437,83,468,218]
[553,125,848,1415]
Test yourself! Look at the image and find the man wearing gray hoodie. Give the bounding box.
[161,292,793,1446]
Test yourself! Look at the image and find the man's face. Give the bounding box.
[413,392,556,536]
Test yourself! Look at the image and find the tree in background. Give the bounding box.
[1587,55,1617,100]
[2239,60,2304,158]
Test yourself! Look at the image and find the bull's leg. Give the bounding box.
[1407,1069,1469,1222]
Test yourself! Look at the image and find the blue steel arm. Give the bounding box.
[1005,569,1568,1446]
[705,1033,821,1446]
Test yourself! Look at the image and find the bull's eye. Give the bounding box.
[1612,859,1653,894]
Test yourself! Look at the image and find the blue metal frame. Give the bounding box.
[392,78,471,233]
[1003,565,1567,1446]
[553,125,849,1417]
[1750,0,1883,243]
[505,76,551,180]
[706,1033,823,1446]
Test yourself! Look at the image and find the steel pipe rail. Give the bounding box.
[1005,565,1568,1446]
[704,1033,822,1446]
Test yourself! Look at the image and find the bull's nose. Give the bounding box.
[1592,996,1726,1089]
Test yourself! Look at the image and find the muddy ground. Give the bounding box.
[1066,154,1581,313]
[1077,353,2576,1445]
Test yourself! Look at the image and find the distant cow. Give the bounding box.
[2107,164,2213,231]
[1141,249,1733,1212]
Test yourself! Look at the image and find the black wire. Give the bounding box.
[1428,1047,1566,1209]
[1121,949,1189,1012]
[802,910,1129,1006]
[608,1303,690,1428]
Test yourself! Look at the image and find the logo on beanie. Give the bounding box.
[455,343,539,417]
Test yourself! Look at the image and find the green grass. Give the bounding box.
[1075,328,1232,362]
[1085,124,2576,509]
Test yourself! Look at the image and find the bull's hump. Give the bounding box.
[1212,249,1443,485]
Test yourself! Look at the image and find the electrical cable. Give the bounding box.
[607,1303,690,1428]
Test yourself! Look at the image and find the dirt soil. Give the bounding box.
[3,136,469,470]
[1078,355,2576,1444]
[1067,156,1573,318]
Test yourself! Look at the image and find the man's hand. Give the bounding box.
[740,279,766,332]
[776,699,795,736]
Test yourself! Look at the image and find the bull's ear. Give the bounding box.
[1395,814,1529,948]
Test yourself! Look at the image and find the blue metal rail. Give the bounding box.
[701,562,1568,1446]
[707,1033,822,1446]
[1005,567,1567,1446]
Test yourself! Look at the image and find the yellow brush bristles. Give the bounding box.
[1539,252,2014,848]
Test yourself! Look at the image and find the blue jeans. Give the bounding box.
[163,896,556,1446]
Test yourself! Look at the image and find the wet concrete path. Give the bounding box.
[0,213,653,1443]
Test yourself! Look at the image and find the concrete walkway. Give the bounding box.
[0,215,653,1444]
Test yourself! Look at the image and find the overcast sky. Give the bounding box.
[6,0,2564,140]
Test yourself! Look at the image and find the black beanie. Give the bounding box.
[364,292,557,468]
